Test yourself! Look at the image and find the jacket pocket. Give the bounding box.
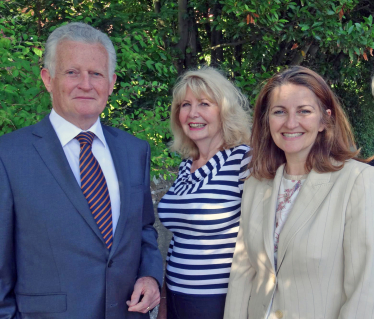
[16,293,67,313]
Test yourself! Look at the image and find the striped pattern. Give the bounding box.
[76,132,113,250]
[158,145,250,295]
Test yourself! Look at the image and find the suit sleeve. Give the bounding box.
[339,166,374,318]
[224,181,256,319]
[137,142,163,287]
[0,156,17,318]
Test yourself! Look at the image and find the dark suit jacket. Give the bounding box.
[0,116,163,319]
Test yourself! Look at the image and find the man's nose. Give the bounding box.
[78,73,93,91]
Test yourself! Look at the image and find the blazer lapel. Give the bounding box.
[103,126,131,257]
[263,165,285,272]
[277,169,334,269]
[32,116,106,244]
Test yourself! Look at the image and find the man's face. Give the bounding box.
[41,40,116,130]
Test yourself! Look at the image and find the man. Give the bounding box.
[0,22,163,318]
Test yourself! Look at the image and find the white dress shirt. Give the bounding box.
[49,109,121,234]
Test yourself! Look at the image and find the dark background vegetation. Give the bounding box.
[1,0,374,178]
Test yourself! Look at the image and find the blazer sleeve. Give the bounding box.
[136,142,163,287]
[224,182,257,319]
[0,156,17,317]
[339,165,374,318]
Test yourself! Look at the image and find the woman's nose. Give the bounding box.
[284,113,298,129]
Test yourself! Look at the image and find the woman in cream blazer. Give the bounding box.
[224,66,374,319]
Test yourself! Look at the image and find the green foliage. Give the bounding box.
[1,0,374,176]
[0,18,50,135]
[0,0,181,179]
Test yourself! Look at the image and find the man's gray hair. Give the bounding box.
[44,22,116,78]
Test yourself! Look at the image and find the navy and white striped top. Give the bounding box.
[158,144,250,295]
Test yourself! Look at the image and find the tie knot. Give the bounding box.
[75,131,95,146]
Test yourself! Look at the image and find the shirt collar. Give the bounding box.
[49,109,107,148]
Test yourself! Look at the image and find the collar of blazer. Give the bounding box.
[262,163,335,273]
[31,116,129,256]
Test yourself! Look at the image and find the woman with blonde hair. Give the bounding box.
[224,66,374,319]
[157,67,251,319]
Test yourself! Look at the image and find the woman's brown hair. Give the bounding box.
[249,66,361,180]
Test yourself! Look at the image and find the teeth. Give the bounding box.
[189,123,206,128]
[282,133,303,137]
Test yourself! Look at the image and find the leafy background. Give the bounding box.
[1,0,374,179]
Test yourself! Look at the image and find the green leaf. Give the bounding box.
[145,60,154,70]
[301,25,309,31]
[33,47,42,57]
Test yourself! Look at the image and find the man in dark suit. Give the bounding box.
[0,22,163,318]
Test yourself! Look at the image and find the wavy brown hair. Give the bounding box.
[249,66,362,180]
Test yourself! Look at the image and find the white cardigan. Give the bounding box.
[224,160,374,319]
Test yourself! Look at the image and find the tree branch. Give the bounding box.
[210,40,248,50]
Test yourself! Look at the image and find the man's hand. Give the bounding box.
[126,276,160,313]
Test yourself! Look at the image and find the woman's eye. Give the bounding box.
[181,103,190,107]
[273,110,284,115]
[300,109,311,114]
[200,102,209,107]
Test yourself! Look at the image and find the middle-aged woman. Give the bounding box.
[224,66,374,319]
[157,67,252,319]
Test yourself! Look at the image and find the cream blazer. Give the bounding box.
[224,159,374,319]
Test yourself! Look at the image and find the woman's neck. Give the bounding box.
[285,158,307,175]
[191,138,223,173]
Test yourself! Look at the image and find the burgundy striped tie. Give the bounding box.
[75,132,113,250]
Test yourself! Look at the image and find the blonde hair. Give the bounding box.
[170,67,251,159]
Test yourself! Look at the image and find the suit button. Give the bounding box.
[275,310,283,318]
[108,260,113,268]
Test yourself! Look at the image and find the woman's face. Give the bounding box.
[268,83,329,163]
[178,87,223,150]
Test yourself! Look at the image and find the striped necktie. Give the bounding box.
[75,132,113,250]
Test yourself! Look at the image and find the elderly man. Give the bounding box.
[0,22,163,318]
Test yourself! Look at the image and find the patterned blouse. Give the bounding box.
[274,169,307,269]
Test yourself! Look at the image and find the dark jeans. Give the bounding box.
[166,287,226,319]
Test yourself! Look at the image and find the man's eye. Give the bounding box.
[91,72,102,77]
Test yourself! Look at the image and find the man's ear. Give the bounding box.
[109,73,117,95]
[41,68,53,92]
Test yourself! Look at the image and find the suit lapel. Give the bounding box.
[263,165,285,272]
[103,126,130,257]
[32,117,106,244]
[277,169,334,269]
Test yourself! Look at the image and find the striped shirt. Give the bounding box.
[158,144,250,295]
